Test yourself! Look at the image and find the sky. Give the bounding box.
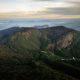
[0,0,80,19]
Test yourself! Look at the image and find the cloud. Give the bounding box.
[43,7,80,15]
[19,0,80,2]
[0,0,80,19]
[34,1,80,15]
[0,11,80,19]
[0,11,36,18]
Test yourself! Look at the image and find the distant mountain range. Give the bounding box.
[34,25,49,29]
[0,26,80,80]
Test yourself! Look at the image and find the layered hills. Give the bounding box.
[0,26,80,80]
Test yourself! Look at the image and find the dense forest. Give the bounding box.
[0,26,80,80]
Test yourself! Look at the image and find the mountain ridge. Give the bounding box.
[0,26,80,58]
[0,26,80,80]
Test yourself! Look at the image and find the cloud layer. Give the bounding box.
[0,0,80,19]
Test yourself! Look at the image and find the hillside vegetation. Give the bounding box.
[0,26,80,80]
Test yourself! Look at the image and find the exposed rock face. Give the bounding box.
[22,31,31,40]
[11,28,34,40]
[47,43,56,50]
[47,33,74,50]
[57,33,73,48]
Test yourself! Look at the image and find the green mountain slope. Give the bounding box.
[0,27,21,42]
[1,26,80,58]
[1,28,41,53]
[0,26,80,80]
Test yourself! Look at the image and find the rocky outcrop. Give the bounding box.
[47,43,56,50]
[47,33,74,50]
[57,33,73,48]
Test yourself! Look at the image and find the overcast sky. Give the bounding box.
[0,0,80,19]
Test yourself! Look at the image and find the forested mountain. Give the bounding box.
[0,27,22,41]
[0,26,80,80]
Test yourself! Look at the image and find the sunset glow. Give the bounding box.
[0,0,80,19]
